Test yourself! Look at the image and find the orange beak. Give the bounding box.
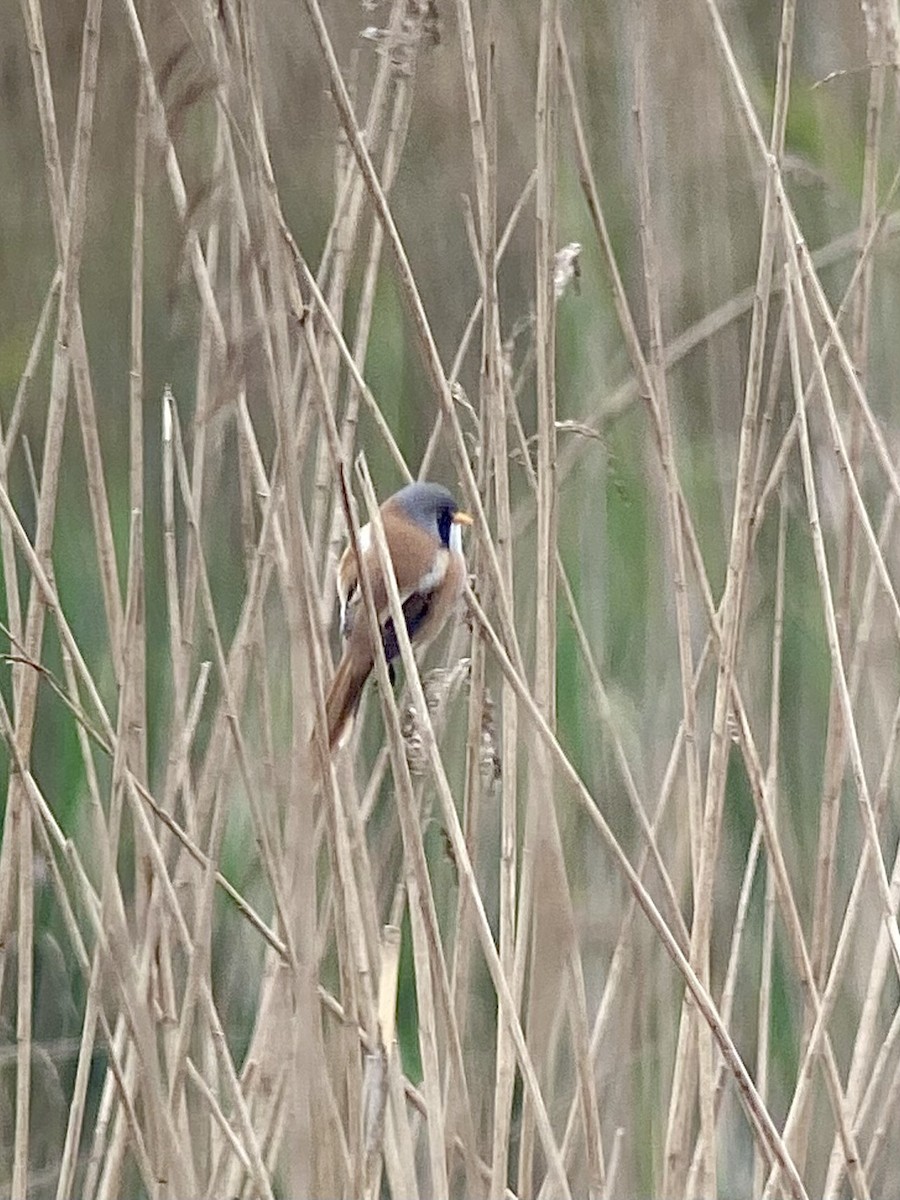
[452,510,474,526]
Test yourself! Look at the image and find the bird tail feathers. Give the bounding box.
[325,654,370,750]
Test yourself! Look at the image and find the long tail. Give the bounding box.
[325,652,371,750]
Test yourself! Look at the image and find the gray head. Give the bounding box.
[391,482,471,547]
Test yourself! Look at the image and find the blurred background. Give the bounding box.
[3,0,900,1197]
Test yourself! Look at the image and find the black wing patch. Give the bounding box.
[381,592,432,663]
[341,580,357,638]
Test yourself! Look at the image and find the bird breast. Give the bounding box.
[408,522,465,597]
[414,546,451,596]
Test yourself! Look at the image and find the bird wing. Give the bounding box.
[380,591,433,662]
[380,548,464,664]
[337,517,448,641]
[337,536,361,638]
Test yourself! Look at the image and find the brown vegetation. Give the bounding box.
[2,1,900,1197]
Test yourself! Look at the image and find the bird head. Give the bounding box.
[391,482,473,550]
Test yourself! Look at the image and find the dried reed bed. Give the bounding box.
[3,0,900,1197]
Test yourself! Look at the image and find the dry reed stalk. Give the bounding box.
[784,258,900,967]
[232,392,384,1056]
[6,412,345,1190]
[819,503,900,1189]
[506,332,696,1191]
[329,16,421,596]
[7,0,104,888]
[665,5,794,1196]
[352,459,573,1198]
[506,333,816,1193]
[12,767,33,1200]
[808,36,888,1106]
[290,409,376,1196]
[278,16,592,1190]
[0,689,149,1197]
[315,335,484,1186]
[252,153,322,1200]
[557,369,870,1177]
[120,0,227,355]
[684,483,783,1200]
[466,581,810,1197]
[529,9,606,1194]
[5,15,124,1188]
[302,0,521,667]
[9,1,900,1196]
[536,656,717,1200]
[549,25,768,1180]
[0,462,22,1001]
[819,698,900,1192]
[446,9,493,1144]
[763,264,872,1200]
[448,10,523,1188]
[539,200,900,546]
[167,397,299,927]
[3,445,350,1178]
[667,436,873,1197]
[724,142,900,1180]
[490,230,520,1200]
[630,7,712,1188]
[751,486,788,1193]
[556,21,698,947]
[2,272,60,461]
[530,0,560,1126]
[41,736,195,1194]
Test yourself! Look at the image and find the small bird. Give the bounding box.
[325,482,473,750]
